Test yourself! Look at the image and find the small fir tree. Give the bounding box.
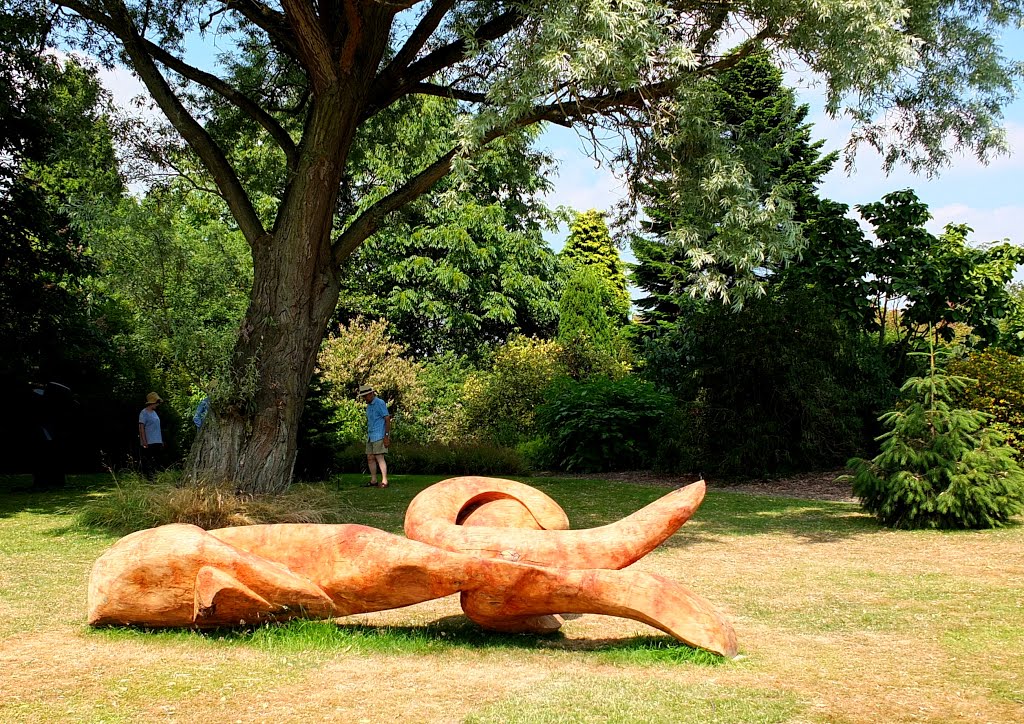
[845,334,1024,529]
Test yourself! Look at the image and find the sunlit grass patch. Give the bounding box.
[466,678,801,724]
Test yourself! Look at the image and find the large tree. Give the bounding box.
[46,0,1024,491]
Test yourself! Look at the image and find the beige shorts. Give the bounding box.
[366,439,389,455]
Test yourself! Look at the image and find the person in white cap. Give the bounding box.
[358,384,391,488]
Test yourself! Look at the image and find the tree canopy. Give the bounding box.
[40,0,1024,490]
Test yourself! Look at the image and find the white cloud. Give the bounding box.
[928,204,1024,244]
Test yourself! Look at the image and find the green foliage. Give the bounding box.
[631,53,835,314]
[536,377,674,472]
[46,0,1024,491]
[0,34,158,472]
[298,319,423,478]
[558,265,615,351]
[560,209,630,324]
[78,184,253,443]
[994,282,1024,355]
[845,343,1024,529]
[948,349,1024,458]
[459,336,566,446]
[641,288,893,477]
[336,99,563,358]
[397,353,478,445]
[855,190,1024,351]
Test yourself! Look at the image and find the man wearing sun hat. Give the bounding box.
[138,391,164,479]
[358,384,391,488]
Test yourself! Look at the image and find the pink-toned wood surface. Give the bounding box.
[87,478,737,656]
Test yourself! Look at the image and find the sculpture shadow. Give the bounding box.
[92,615,726,665]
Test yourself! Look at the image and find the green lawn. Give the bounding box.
[1,473,1021,723]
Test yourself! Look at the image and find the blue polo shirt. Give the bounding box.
[366,397,389,442]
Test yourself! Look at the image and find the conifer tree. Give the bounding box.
[561,210,630,324]
[557,265,615,352]
[845,334,1024,529]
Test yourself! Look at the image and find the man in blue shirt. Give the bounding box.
[359,384,391,488]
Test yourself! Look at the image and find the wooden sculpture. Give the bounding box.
[87,477,737,657]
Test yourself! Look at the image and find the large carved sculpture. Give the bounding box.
[88,477,737,657]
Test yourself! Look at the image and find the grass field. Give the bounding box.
[1,473,1021,723]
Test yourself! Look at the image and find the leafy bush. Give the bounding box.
[298,318,424,478]
[398,353,476,444]
[844,347,1024,529]
[459,336,566,446]
[536,376,674,472]
[333,441,528,476]
[516,437,557,472]
[948,349,1024,457]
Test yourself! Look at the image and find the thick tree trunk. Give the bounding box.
[183,7,401,493]
[185,247,341,493]
[186,96,354,493]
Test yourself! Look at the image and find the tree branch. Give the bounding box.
[694,5,731,59]
[365,8,521,118]
[280,0,336,90]
[139,38,300,172]
[223,0,301,58]
[411,82,489,103]
[335,78,683,262]
[384,0,455,74]
[57,0,267,245]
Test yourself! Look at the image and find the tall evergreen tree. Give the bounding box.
[631,53,837,319]
[333,101,563,358]
[561,209,630,324]
[557,265,615,352]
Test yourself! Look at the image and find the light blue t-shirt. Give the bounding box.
[139,408,163,445]
[366,397,390,443]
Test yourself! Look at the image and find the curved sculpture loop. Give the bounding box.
[87,477,737,657]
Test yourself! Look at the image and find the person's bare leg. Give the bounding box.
[376,455,388,487]
[367,454,378,486]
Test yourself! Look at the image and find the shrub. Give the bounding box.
[536,376,674,472]
[844,345,1024,529]
[399,353,477,444]
[558,264,616,351]
[298,318,424,478]
[948,349,1024,457]
[460,336,566,446]
[639,288,893,476]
